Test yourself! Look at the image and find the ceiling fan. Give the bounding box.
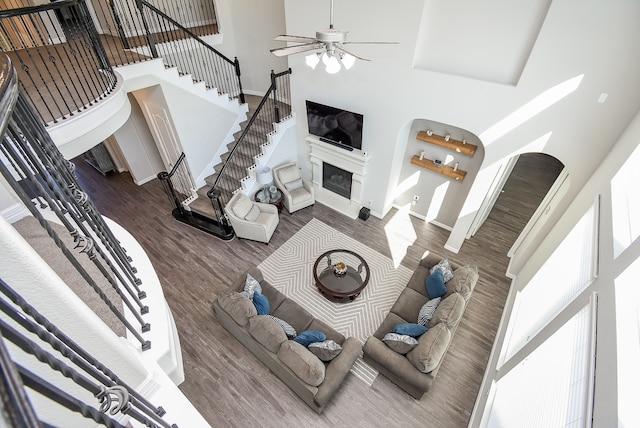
[270,0,396,73]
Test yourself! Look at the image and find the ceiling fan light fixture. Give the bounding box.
[325,54,341,74]
[340,53,356,70]
[305,52,321,69]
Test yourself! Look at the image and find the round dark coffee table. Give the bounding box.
[313,249,370,303]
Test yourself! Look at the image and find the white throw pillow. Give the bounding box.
[278,164,300,184]
[244,204,261,221]
[284,178,304,191]
[231,194,253,218]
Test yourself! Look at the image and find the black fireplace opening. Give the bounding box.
[323,163,352,199]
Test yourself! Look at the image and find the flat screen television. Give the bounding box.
[306,100,363,151]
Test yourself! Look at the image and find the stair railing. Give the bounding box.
[157,151,233,239]
[1,0,245,126]
[0,0,117,126]
[0,53,151,351]
[137,0,245,103]
[207,68,292,219]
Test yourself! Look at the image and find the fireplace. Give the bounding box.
[323,163,352,199]
[308,135,371,219]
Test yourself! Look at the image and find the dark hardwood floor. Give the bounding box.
[70,150,558,427]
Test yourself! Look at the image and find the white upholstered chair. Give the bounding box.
[273,162,315,213]
[224,192,279,243]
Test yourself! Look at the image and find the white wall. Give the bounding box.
[215,0,289,93]
[282,0,640,254]
[471,108,640,427]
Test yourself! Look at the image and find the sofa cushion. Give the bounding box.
[383,333,418,354]
[278,341,326,386]
[217,291,257,327]
[389,288,428,324]
[417,297,441,326]
[308,340,343,362]
[307,318,345,345]
[277,164,300,184]
[426,269,447,298]
[392,323,428,338]
[259,281,286,313]
[430,258,454,282]
[373,312,407,340]
[231,194,253,219]
[446,265,479,300]
[294,330,327,347]
[252,291,270,315]
[272,299,314,334]
[406,323,451,373]
[249,315,288,353]
[427,293,465,329]
[240,273,262,299]
[405,265,431,297]
[266,315,297,338]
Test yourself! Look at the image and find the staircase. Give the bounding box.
[187,70,293,222]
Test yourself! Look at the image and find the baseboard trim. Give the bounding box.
[134,175,157,186]
[1,203,30,223]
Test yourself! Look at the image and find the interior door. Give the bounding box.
[143,101,194,197]
[467,155,519,238]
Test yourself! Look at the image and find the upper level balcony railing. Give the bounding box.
[0,50,183,428]
[0,0,243,127]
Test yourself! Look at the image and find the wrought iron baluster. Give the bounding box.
[0,278,165,417]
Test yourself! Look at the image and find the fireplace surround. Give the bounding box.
[308,135,371,218]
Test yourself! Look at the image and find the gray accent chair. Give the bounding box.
[273,162,315,213]
[224,192,279,243]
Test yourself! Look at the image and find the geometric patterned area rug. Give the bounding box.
[258,218,412,386]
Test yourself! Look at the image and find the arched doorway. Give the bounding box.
[470,152,565,257]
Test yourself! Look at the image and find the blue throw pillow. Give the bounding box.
[293,330,327,347]
[252,291,270,315]
[392,323,428,338]
[426,268,447,298]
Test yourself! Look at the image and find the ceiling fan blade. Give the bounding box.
[274,34,317,43]
[335,45,370,61]
[342,41,399,45]
[270,42,324,57]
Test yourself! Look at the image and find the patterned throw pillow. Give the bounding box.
[430,258,454,282]
[426,269,447,298]
[308,340,343,361]
[392,323,428,338]
[252,291,270,315]
[266,315,297,338]
[383,333,419,354]
[417,297,441,326]
[294,330,327,347]
[241,273,262,299]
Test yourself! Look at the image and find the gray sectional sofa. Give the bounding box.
[212,266,362,414]
[363,253,478,399]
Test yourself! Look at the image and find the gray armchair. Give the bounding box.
[224,192,279,243]
[273,162,315,213]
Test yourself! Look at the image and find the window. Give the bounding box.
[501,199,599,363]
[611,144,640,258]
[485,302,596,428]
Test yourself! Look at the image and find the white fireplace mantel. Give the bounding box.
[307,136,371,218]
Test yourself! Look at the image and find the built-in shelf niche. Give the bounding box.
[411,130,477,182]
